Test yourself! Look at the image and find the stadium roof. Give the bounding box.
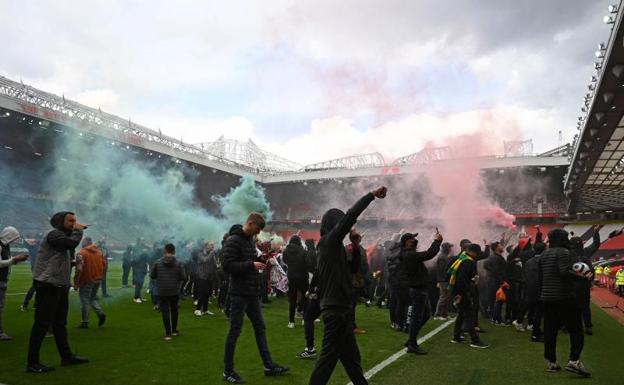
[1,75,569,184]
[565,3,624,213]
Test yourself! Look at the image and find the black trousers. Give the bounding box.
[394,286,409,328]
[407,289,430,347]
[217,272,229,309]
[122,264,130,286]
[577,288,592,329]
[22,280,36,307]
[309,309,367,385]
[195,279,213,312]
[387,285,397,325]
[224,295,272,373]
[505,281,521,322]
[515,283,527,323]
[27,283,73,365]
[304,298,322,349]
[289,278,309,323]
[543,298,584,363]
[99,266,109,296]
[528,300,543,337]
[453,294,480,344]
[159,295,179,336]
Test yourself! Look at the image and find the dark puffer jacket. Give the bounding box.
[539,229,577,302]
[150,256,185,296]
[222,224,261,297]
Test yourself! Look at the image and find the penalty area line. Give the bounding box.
[347,318,456,385]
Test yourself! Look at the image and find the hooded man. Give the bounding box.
[26,211,89,373]
[74,237,106,329]
[131,238,150,303]
[283,235,310,328]
[96,237,111,298]
[194,241,217,316]
[569,225,600,335]
[539,228,590,377]
[346,229,369,334]
[398,231,443,354]
[433,242,454,320]
[0,226,29,340]
[308,186,387,385]
[385,235,404,329]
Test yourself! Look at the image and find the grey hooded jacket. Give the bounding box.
[33,212,83,287]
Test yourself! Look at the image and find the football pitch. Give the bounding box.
[1,263,622,385]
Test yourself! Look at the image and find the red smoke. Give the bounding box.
[416,129,517,243]
[477,206,517,230]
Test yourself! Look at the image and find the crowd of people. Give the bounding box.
[0,185,609,383]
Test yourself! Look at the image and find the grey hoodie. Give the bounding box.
[33,212,83,287]
[0,226,21,282]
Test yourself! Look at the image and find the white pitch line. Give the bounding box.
[347,318,456,385]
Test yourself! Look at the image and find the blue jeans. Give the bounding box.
[407,288,430,347]
[133,274,146,299]
[224,295,272,372]
[78,281,104,323]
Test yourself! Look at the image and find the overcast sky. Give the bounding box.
[0,0,616,165]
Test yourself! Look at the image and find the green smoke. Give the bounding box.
[45,134,271,244]
[215,175,272,224]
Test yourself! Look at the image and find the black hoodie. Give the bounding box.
[283,236,309,283]
[317,193,375,311]
[305,239,317,273]
[222,224,261,297]
[395,237,442,289]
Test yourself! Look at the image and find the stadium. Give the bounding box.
[2,2,624,385]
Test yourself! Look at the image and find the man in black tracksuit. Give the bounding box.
[569,225,600,335]
[346,232,367,333]
[284,235,310,326]
[222,214,289,384]
[386,239,403,329]
[308,186,387,385]
[539,229,590,377]
[398,232,443,354]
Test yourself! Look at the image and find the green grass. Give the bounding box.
[1,263,622,385]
